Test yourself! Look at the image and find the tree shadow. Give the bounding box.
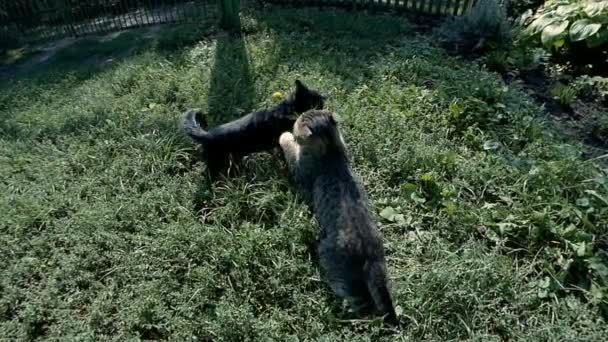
[242,4,416,96]
[206,29,255,126]
[0,22,219,142]
[190,16,255,190]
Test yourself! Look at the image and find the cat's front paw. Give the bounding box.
[279,132,294,147]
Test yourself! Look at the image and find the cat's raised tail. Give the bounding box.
[365,260,399,326]
[182,110,210,145]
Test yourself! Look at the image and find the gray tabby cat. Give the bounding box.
[279,110,398,326]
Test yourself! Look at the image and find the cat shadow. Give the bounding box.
[248,5,413,94]
[191,150,286,216]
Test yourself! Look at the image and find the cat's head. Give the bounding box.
[293,110,345,152]
[290,80,326,113]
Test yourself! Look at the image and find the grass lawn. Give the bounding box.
[1,6,607,341]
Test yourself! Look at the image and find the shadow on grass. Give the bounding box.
[206,29,254,123]
[246,5,414,91]
[192,16,255,198]
[0,21,214,80]
[0,22,217,142]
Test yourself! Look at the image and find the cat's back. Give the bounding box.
[313,165,384,256]
[207,106,293,151]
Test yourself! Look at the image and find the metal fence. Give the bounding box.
[266,0,477,15]
[0,0,217,47]
[1,0,480,48]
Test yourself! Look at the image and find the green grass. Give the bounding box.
[1,6,607,340]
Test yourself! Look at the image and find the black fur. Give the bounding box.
[183,80,325,176]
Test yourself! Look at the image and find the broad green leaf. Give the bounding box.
[575,242,586,257]
[541,20,570,47]
[420,172,433,182]
[443,201,457,215]
[584,2,608,17]
[394,214,406,225]
[588,257,608,280]
[401,182,417,196]
[556,4,579,16]
[411,192,426,204]
[569,19,602,42]
[497,222,517,235]
[380,206,398,222]
[527,13,559,35]
[576,197,590,207]
[485,228,500,242]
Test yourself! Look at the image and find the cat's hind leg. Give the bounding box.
[204,151,230,179]
[318,240,372,311]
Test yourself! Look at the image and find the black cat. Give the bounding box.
[183,80,325,175]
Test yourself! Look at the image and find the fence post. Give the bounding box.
[218,0,240,31]
[63,0,78,38]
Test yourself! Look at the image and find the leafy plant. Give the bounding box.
[591,113,608,143]
[438,0,513,54]
[522,0,608,49]
[483,50,511,73]
[550,82,577,107]
[574,75,608,103]
[510,46,549,70]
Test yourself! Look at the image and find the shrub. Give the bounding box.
[483,50,511,73]
[438,0,513,54]
[591,112,608,143]
[591,113,608,143]
[574,75,608,104]
[510,46,549,71]
[522,0,608,50]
